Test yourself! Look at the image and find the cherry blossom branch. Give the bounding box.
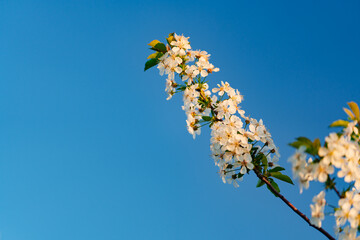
[145,33,345,239]
[252,167,335,240]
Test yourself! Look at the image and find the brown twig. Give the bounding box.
[253,168,335,240]
[333,185,342,198]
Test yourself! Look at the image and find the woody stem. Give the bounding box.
[253,168,335,240]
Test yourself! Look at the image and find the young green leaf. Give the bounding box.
[260,154,268,166]
[289,137,312,149]
[266,178,280,197]
[289,141,305,149]
[289,137,320,156]
[313,138,321,150]
[201,116,212,121]
[176,85,187,91]
[268,167,285,173]
[147,52,158,59]
[348,102,360,120]
[148,40,161,47]
[147,52,164,60]
[330,119,349,128]
[270,172,294,185]
[144,58,159,71]
[343,107,355,119]
[270,179,280,192]
[166,33,175,46]
[296,137,313,146]
[151,43,167,53]
[256,179,265,188]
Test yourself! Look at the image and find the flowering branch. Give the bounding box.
[144,33,341,239]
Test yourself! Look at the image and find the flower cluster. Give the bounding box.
[145,33,360,239]
[288,145,334,193]
[310,191,326,227]
[335,189,360,230]
[210,84,279,187]
[319,128,360,188]
[157,34,218,101]
[145,33,287,190]
[289,102,360,239]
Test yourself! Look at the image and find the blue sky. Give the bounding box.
[0,1,359,239]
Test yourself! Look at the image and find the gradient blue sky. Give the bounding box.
[0,1,359,239]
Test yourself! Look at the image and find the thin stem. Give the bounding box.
[324,212,334,216]
[198,90,221,121]
[252,168,335,240]
[200,121,211,128]
[326,175,342,199]
[258,142,267,153]
[224,168,241,174]
[332,185,342,198]
[326,203,337,209]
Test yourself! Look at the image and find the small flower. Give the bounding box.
[310,204,325,227]
[212,81,231,96]
[312,161,334,182]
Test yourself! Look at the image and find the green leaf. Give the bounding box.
[268,167,285,173]
[289,137,320,156]
[176,85,186,91]
[313,138,321,150]
[296,137,313,145]
[147,52,158,59]
[270,172,294,185]
[343,107,355,119]
[266,178,280,197]
[144,58,159,71]
[166,33,175,46]
[348,102,360,120]
[289,141,304,149]
[259,154,268,170]
[151,43,167,53]
[289,142,312,153]
[256,179,265,188]
[330,119,349,128]
[270,179,280,192]
[289,137,312,149]
[147,52,164,59]
[201,116,212,121]
[148,40,161,47]
[237,173,244,178]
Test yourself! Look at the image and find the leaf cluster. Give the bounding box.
[289,137,321,157]
[329,102,360,129]
[144,33,174,71]
[253,150,293,197]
